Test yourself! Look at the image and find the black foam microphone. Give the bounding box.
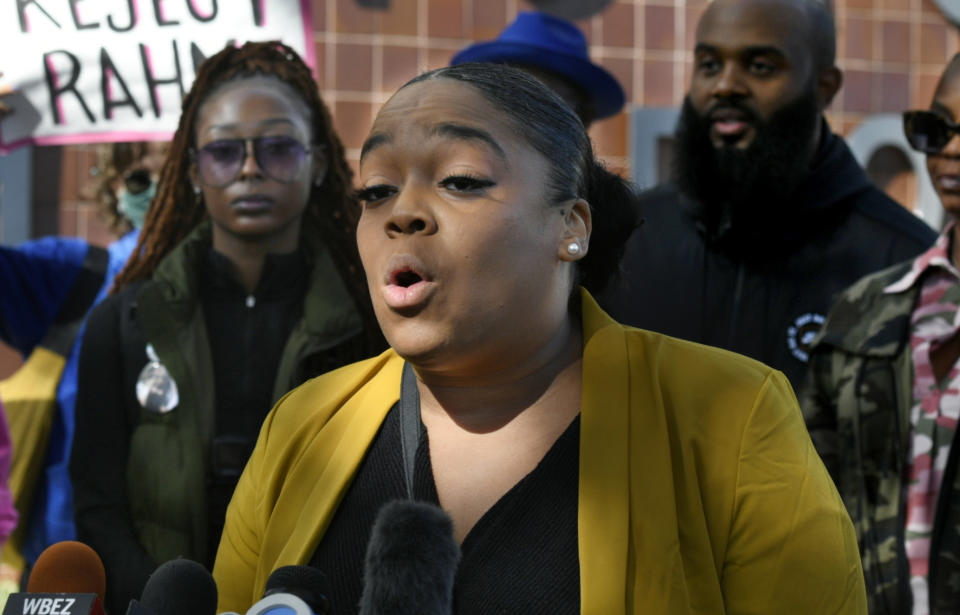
[261,566,330,615]
[358,500,461,615]
[125,559,217,615]
[219,566,331,615]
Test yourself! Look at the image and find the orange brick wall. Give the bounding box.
[51,0,960,248]
[2,0,960,379]
[830,0,960,134]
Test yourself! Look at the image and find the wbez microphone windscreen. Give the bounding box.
[125,559,217,615]
[358,500,461,615]
[221,565,331,615]
[2,541,105,615]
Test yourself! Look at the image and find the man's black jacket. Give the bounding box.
[599,129,937,391]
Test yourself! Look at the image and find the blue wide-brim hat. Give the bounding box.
[451,11,626,120]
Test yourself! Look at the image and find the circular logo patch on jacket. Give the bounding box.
[787,313,826,363]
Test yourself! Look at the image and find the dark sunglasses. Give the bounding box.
[903,110,960,154]
[123,168,152,195]
[192,136,321,188]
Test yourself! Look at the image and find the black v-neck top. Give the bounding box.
[309,404,581,614]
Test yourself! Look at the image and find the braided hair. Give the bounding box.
[112,41,379,350]
[114,41,359,295]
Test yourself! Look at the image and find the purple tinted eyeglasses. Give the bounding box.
[192,136,322,187]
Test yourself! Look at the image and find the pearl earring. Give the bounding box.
[567,242,581,256]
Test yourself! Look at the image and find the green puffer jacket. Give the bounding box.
[128,222,370,564]
[801,260,960,615]
[72,220,379,611]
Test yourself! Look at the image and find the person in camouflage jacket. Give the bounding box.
[802,261,922,615]
[802,53,960,615]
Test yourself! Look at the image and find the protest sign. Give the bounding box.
[0,0,315,152]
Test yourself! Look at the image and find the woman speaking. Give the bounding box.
[214,64,866,614]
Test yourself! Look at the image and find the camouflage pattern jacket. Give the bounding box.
[801,260,960,615]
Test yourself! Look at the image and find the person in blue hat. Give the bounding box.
[451,11,625,127]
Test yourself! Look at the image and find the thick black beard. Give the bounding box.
[673,89,821,236]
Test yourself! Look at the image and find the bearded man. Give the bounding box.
[600,0,936,391]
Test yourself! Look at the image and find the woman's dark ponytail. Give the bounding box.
[578,157,643,295]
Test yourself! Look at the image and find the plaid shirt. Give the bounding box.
[885,222,960,615]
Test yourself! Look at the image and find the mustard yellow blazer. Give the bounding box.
[214,291,866,614]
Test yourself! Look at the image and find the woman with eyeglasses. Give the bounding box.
[69,41,382,612]
[801,54,960,614]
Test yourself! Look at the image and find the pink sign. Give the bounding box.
[0,0,315,153]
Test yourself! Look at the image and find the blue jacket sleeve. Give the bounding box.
[0,236,90,356]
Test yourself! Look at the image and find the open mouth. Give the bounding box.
[937,173,960,190]
[714,120,748,136]
[392,268,424,288]
[709,108,753,143]
[382,256,435,310]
